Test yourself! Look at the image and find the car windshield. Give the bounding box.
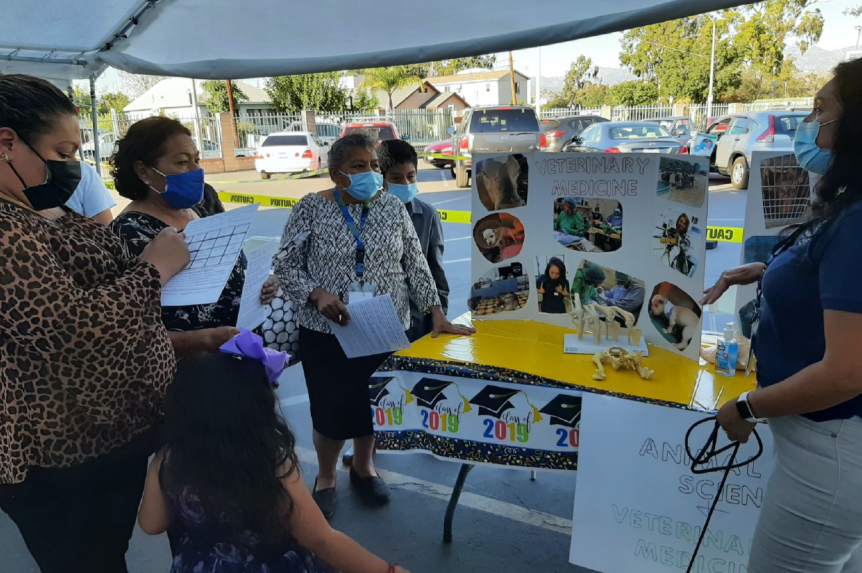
[262,135,308,147]
[470,109,539,133]
[775,115,804,137]
[344,126,395,141]
[540,119,561,132]
[609,125,671,139]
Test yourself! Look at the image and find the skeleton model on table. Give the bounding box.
[592,347,655,381]
[569,294,643,347]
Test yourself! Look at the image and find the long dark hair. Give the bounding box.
[0,74,78,143]
[544,257,568,283]
[162,352,299,542]
[778,58,862,252]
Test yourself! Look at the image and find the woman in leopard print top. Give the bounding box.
[0,75,189,572]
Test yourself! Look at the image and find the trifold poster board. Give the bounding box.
[469,152,710,361]
[570,394,775,573]
[735,152,817,321]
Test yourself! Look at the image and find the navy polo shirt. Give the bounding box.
[754,201,862,422]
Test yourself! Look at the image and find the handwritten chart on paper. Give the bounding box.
[236,241,275,330]
[326,294,410,358]
[570,394,774,573]
[162,203,259,306]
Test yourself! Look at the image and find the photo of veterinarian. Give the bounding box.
[535,256,570,314]
[475,154,528,212]
[703,60,862,573]
[553,198,623,253]
[473,212,526,263]
[653,209,703,278]
[469,263,530,316]
[647,282,702,351]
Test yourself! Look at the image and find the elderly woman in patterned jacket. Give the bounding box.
[109,117,280,356]
[0,74,188,572]
[275,133,473,519]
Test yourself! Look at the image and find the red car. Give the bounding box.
[340,121,400,145]
[423,139,454,168]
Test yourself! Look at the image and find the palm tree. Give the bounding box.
[360,67,424,111]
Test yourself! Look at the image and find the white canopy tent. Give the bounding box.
[1,0,756,166]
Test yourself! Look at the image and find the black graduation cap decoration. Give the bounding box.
[411,378,471,412]
[368,376,395,407]
[469,385,543,421]
[539,394,582,428]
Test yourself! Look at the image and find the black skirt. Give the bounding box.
[299,326,394,440]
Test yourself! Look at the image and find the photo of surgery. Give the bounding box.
[553,198,622,253]
[570,260,646,325]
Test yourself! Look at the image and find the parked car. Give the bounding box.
[686,115,733,170]
[563,122,684,154]
[254,131,328,179]
[450,105,541,188]
[713,111,808,189]
[341,121,401,144]
[640,116,694,147]
[285,121,341,146]
[424,139,454,168]
[80,132,118,161]
[540,115,608,152]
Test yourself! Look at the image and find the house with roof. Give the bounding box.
[425,69,531,107]
[341,76,470,111]
[123,78,275,118]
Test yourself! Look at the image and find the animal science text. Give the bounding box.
[535,156,651,198]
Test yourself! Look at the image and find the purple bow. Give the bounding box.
[219,328,290,385]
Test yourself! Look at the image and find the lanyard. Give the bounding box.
[332,187,370,279]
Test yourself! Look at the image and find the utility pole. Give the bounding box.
[509,51,517,105]
[536,47,542,118]
[190,79,203,153]
[856,26,861,50]
[706,20,716,123]
[225,80,239,144]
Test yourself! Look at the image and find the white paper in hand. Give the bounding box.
[326,294,410,358]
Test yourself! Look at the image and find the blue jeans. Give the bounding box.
[749,415,862,572]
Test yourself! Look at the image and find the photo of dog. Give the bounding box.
[647,283,702,351]
[475,154,528,212]
[473,213,526,263]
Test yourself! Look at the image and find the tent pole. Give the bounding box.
[90,76,101,176]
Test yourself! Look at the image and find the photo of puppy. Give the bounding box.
[476,154,528,212]
[648,284,702,351]
[473,213,526,263]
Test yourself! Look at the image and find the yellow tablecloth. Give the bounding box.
[396,319,754,411]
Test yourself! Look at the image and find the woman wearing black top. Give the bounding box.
[538,257,569,314]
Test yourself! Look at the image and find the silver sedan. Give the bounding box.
[563,122,684,154]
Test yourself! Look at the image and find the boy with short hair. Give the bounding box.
[378,139,450,342]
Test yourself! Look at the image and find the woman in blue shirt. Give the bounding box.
[703,58,862,572]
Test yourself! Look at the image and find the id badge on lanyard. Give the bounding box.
[333,187,375,305]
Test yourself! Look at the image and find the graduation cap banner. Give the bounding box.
[539,394,583,429]
[470,385,543,423]
[368,376,413,409]
[411,378,472,413]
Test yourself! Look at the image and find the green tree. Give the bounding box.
[351,90,380,112]
[576,84,612,107]
[360,67,424,110]
[97,92,131,114]
[608,80,660,106]
[428,55,497,76]
[562,56,600,102]
[265,72,348,113]
[200,80,248,114]
[846,3,862,17]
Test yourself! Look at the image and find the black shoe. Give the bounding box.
[349,468,391,505]
[312,478,336,519]
[342,448,354,466]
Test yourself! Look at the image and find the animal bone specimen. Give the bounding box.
[592,347,655,381]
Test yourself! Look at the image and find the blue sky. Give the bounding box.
[92,0,862,94]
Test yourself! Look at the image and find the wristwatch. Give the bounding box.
[736,391,766,423]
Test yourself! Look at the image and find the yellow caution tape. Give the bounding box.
[418,152,470,162]
[705,226,744,243]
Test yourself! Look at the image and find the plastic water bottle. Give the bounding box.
[715,323,738,377]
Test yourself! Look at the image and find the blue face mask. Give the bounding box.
[339,169,383,201]
[387,182,419,203]
[793,119,837,174]
[149,167,205,209]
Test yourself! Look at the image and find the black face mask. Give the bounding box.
[6,137,81,211]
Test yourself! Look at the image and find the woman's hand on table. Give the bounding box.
[140,227,190,286]
[431,307,476,338]
[310,288,350,326]
[204,326,241,350]
[717,398,756,444]
[701,263,766,306]
[259,275,280,304]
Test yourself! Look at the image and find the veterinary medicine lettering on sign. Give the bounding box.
[369,371,582,470]
[570,394,774,573]
[470,152,710,361]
